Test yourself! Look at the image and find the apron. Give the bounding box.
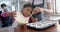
[32,0,44,21]
[32,0,44,8]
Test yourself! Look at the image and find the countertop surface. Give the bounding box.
[14,21,60,32]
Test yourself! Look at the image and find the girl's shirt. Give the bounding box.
[15,12,30,25]
[25,17,30,22]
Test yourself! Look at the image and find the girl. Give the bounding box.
[14,3,32,32]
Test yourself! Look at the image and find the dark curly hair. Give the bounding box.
[1,3,7,8]
[23,3,32,8]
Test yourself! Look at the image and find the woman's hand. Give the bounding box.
[6,11,17,16]
[44,9,53,14]
[12,11,17,16]
[5,12,12,16]
[32,7,43,14]
[5,13,8,16]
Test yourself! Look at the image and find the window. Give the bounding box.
[54,0,60,14]
[56,0,60,14]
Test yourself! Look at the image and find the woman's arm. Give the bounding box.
[47,1,52,9]
[44,0,53,14]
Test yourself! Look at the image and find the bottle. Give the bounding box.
[41,10,45,22]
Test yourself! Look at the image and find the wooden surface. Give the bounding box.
[14,22,60,32]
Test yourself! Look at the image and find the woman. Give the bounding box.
[28,0,53,22]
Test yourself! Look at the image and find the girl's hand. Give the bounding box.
[32,18,37,22]
[31,17,38,22]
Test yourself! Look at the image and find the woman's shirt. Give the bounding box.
[28,0,52,8]
[28,0,51,5]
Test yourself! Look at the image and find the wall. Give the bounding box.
[19,0,27,11]
[0,0,16,11]
[56,0,60,14]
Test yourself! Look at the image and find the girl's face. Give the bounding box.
[22,7,32,17]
